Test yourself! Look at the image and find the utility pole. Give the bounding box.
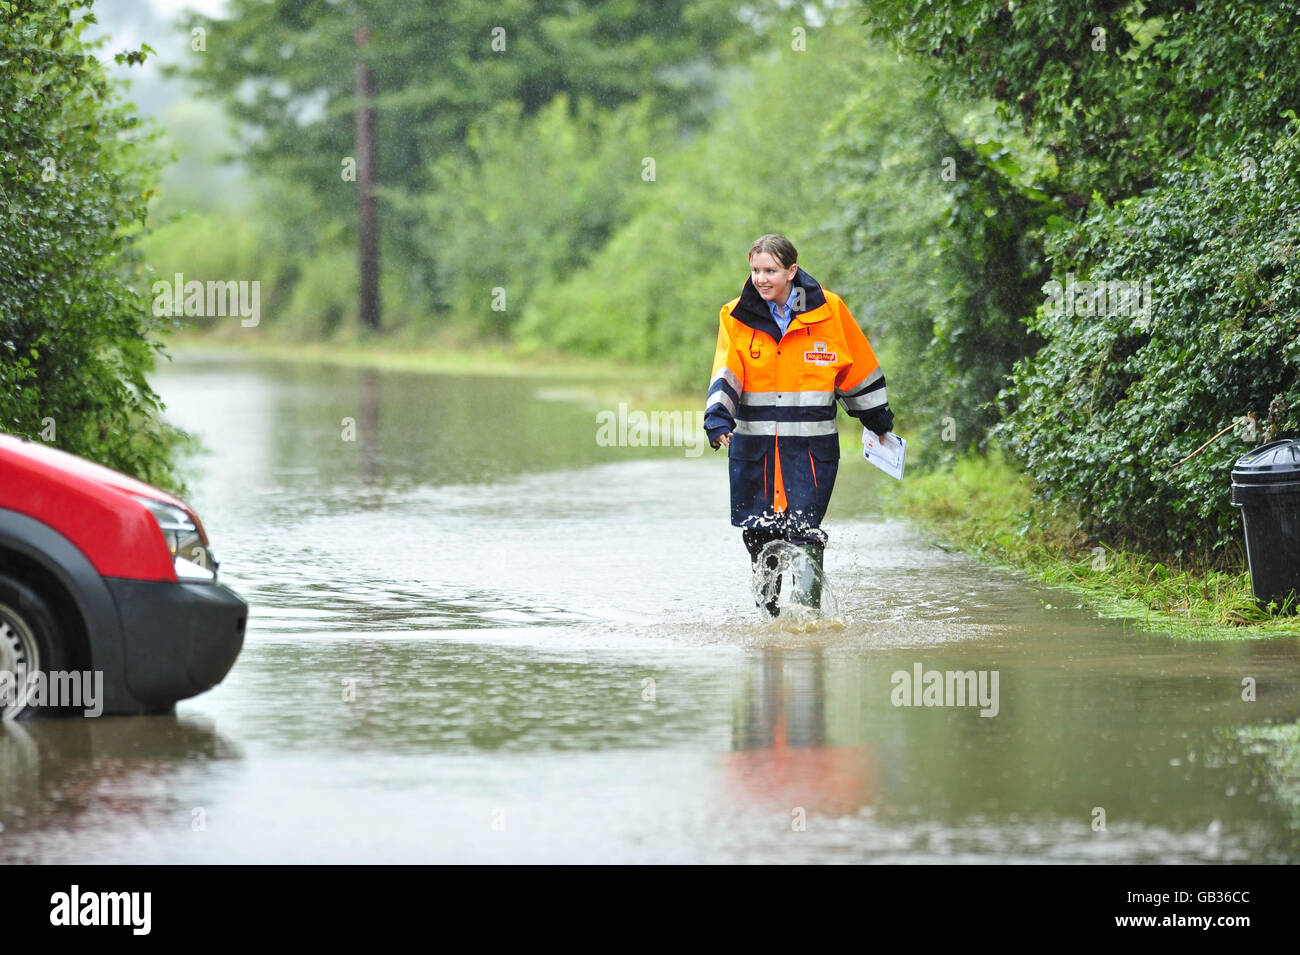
[354,25,380,331]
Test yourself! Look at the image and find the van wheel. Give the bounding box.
[0,572,69,720]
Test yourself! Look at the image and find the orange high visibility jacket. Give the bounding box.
[703,267,891,529]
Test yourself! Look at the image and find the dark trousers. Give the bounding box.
[742,515,828,563]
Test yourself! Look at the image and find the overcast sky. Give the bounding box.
[95,0,229,52]
[89,0,230,117]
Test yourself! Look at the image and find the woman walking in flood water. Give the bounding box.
[704,234,894,615]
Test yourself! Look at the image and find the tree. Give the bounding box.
[866,0,1300,203]
[996,121,1300,564]
[863,0,1300,562]
[179,0,746,316]
[0,0,183,488]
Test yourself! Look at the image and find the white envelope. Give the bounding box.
[862,428,906,480]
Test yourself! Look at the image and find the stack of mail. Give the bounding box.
[862,428,906,480]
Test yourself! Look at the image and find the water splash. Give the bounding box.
[750,540,841,629]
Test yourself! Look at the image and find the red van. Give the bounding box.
[0,433,246,718]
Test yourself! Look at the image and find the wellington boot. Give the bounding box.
[790,543,824,611]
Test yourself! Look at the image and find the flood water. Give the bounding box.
[3,353,1299,863]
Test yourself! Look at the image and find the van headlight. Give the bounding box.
[134,496,218,581]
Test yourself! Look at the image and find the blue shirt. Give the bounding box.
[767,286,797,339]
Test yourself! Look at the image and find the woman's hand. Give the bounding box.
[862,406,894,437]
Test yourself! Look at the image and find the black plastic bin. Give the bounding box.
[1230,438,1300,612]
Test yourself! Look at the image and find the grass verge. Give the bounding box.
[878,448,1300,639]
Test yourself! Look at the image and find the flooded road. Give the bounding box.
[3,353,1299,863]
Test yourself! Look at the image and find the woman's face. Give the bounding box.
[750,252,798,307]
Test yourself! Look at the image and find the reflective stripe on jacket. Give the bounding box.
[704,267,888,529]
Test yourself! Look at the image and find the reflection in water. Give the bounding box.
[726,650,878,818]
[723,648,1300,861]
[358,367,382,487]
[0,717,240,864]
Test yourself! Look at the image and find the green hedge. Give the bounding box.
[997,122,1300,565]
[1,2,183,490]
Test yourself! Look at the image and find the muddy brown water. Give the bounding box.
[2,353,1298,863]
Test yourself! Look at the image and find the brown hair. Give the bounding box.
[747,234,797,269]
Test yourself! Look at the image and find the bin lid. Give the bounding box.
[1232,438,1300,485]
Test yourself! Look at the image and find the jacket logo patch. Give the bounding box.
[804,341,837,363]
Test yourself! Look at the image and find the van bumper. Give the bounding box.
[104,578,247,711]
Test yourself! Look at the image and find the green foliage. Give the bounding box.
[809,56,950,455]
[281,245,359,337]
[996,122,1300,563]
[865,0,1300,571]
[140,185,321,339]
[142,212,268,295]
[180,0,746,304]
[408,94,670,337]
[928,129,1056,453]
[0,0,184,490]
[816,75,1056,461]
[866,0,1300,203]
[514,21,881,388]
